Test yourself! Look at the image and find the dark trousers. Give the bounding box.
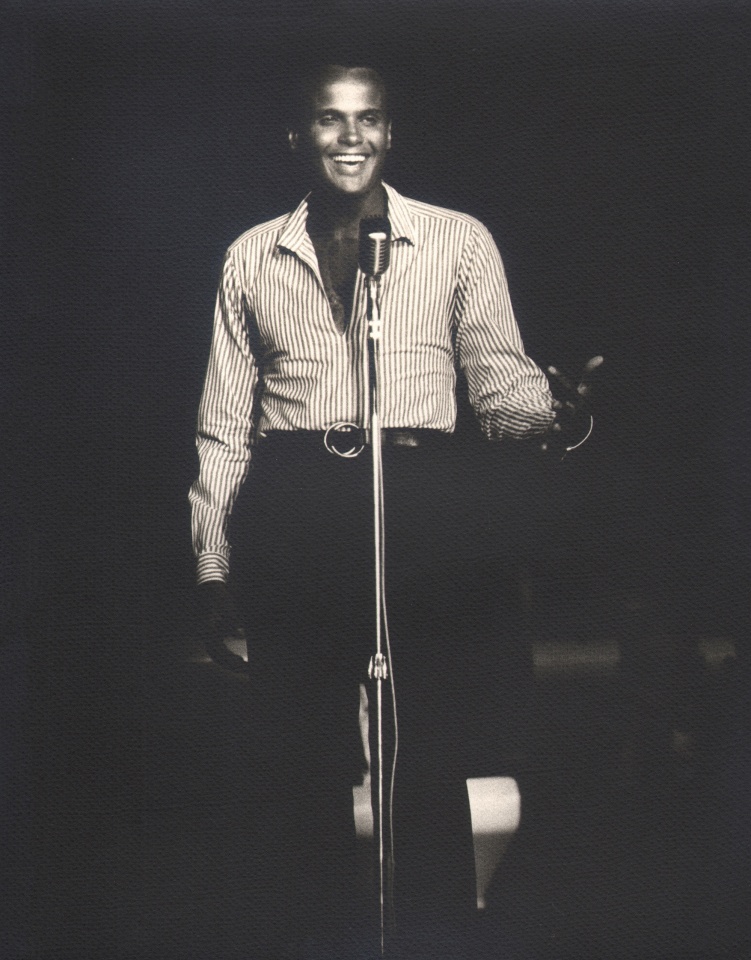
[230,433,515,953]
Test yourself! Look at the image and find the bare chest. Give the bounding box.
[310,234,360,333]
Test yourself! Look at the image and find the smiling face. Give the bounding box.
[289,67,392,199]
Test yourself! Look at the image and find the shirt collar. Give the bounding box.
[382,182,417,245]
[276,192,313,255]
[276,181,417,254]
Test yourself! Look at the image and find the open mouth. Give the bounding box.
[330,154,368,166]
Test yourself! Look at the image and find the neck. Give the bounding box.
[307,183,386,240]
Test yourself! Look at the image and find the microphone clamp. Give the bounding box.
[368,312,383,341]
[369,653,388,681]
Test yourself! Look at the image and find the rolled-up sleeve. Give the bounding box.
[454,223,555,441]
[188,251,258,583]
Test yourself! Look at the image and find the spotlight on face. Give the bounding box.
[289,67,392,199]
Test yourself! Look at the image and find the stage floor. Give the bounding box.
[10,577,750,960]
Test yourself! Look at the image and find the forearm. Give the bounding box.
[455,221,557,440]
[189,434,251,584]
[189,248,258,583]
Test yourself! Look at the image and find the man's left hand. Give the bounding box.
[542,355,604,454]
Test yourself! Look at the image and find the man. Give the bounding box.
[189,63,598,957]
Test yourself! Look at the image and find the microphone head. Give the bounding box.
[359,216,391,277]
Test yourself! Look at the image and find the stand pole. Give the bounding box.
[366,275,390,955]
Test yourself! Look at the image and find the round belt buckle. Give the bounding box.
[324,422,365,458]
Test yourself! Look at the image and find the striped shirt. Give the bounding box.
[189,182,555,583]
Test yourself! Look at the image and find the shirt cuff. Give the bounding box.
[196,553,230,585]
[480,399,555,441]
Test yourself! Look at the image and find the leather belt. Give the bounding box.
[257,427,452,456]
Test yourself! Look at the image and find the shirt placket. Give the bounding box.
[349,269,371,429]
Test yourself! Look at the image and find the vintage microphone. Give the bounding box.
[359,216,391,279]
[359,216,394,954]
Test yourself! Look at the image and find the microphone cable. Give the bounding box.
[377,425,399,936]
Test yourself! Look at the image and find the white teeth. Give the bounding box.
[332,155,367,163]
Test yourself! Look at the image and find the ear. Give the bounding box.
[386,121,392,151]
[288,129,299,152]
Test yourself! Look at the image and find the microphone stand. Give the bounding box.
[365,271,391,955]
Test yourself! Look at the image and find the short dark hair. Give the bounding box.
[289,63,390,131]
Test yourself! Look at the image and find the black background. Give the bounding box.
[5,0,748,644]
[3,1,750,957]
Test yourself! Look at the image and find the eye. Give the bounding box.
[317,113,338,126]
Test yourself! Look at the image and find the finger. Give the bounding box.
[553,399,578,415]
[576,356,604,397]
[583,355,604,375]
[547,365,577,394]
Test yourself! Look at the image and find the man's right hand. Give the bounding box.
[197,580,248,673]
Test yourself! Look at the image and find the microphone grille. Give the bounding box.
[359,216,391,277]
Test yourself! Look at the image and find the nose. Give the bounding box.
[339,118,362,145]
